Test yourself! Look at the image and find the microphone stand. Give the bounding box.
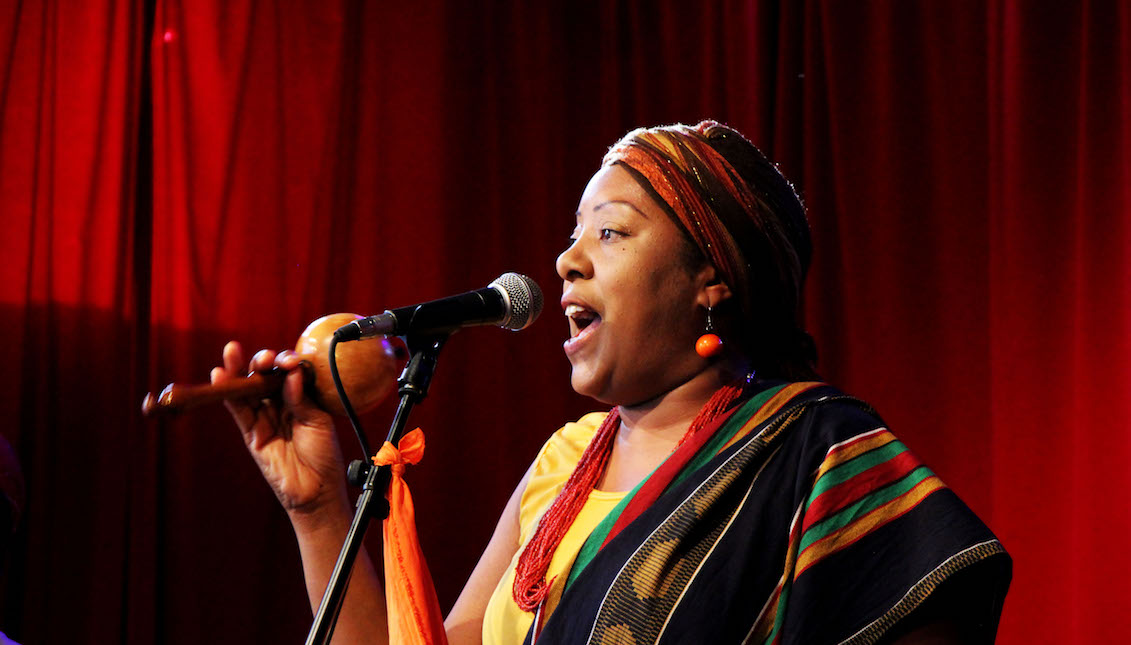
[305,333,450,645]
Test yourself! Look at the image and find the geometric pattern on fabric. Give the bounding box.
[586,395,873,645]
[796,429,946,577]
[839,539,1008,645]
[531,386,1011,645]
[746,426,994,645]
[563,381,820,598]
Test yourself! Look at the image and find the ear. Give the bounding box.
[694,264,733,309]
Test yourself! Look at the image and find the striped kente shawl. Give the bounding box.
[526,383,1010,645]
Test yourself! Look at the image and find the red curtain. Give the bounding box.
[1,1,1128,643]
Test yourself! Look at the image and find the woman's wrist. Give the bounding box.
[287,492,353,536]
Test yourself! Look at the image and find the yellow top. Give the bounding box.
[481,412,624,644]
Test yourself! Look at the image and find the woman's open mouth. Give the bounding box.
[564,303,601,354]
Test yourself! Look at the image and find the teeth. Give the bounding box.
[565,304,592,318]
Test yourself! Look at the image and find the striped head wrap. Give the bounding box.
[602,120,816,379]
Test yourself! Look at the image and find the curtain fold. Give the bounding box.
[0,1,1127,643]
[0,0,148,641]
[987,2,1131,641]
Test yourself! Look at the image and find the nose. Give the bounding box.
[556,236,591,282]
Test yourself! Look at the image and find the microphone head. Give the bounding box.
[490,272,543,330]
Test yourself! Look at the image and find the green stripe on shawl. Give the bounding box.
[809,440,908,498]
[563,384,788,590]
[799,465,934,552]
[763,575,792,645]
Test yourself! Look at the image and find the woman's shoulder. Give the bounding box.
[516,411,609,539]
[535,411,608,474]
[556,411,609,453]
[759,382,888,448]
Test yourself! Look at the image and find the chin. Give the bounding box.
[569,370,612,404]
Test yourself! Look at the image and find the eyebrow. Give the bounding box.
[575,200,650,219]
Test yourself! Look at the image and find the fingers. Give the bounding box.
[279,352,329,427]
[281,359,306,407]
[275,349,303,372]
[249,404,283,450]
[212,341,243,387]
[217,341,267,437]
[222,340,246,375]
[218,341,330,452]
[250,348,278,374]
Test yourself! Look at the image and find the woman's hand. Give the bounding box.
[215,341,390,640]
[212,341,350,519]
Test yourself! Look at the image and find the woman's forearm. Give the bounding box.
[290,503,389,645]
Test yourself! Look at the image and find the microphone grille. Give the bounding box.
[491,272,544,331]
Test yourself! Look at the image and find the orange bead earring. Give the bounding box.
[695,306,723,358]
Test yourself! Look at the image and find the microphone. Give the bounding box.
[334,272,544,341]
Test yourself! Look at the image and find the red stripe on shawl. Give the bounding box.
[717,383,824,454]
[795,476,945,578]
[598,382,821,550]
[750,505,806,645]
[598,404,738,550]
[802,450,923,531]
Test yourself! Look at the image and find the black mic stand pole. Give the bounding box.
[305,333,450,645]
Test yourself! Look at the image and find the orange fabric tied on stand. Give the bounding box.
[372,428,448,645]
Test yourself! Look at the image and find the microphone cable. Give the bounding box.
[328,334,372,458]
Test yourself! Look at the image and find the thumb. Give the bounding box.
[280,358,329,425]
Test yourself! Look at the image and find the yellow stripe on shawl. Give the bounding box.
[749,502,806,644]
[810,429,896,483]
[718,382,823,454]
[795,475,945,576]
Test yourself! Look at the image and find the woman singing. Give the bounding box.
[213,121,1010,644]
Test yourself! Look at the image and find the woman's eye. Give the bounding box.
[600,228,625,241]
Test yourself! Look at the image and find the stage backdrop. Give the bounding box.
[1,1,1128,643]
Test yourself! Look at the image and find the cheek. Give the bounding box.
[648,299,699,347]
[628,275,701,345]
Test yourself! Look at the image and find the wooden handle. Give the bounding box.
[141,313,400,419]
[141,368,289,416]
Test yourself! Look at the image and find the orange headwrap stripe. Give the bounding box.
[602,121,761,317]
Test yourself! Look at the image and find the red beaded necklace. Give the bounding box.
[512,381,748,612]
